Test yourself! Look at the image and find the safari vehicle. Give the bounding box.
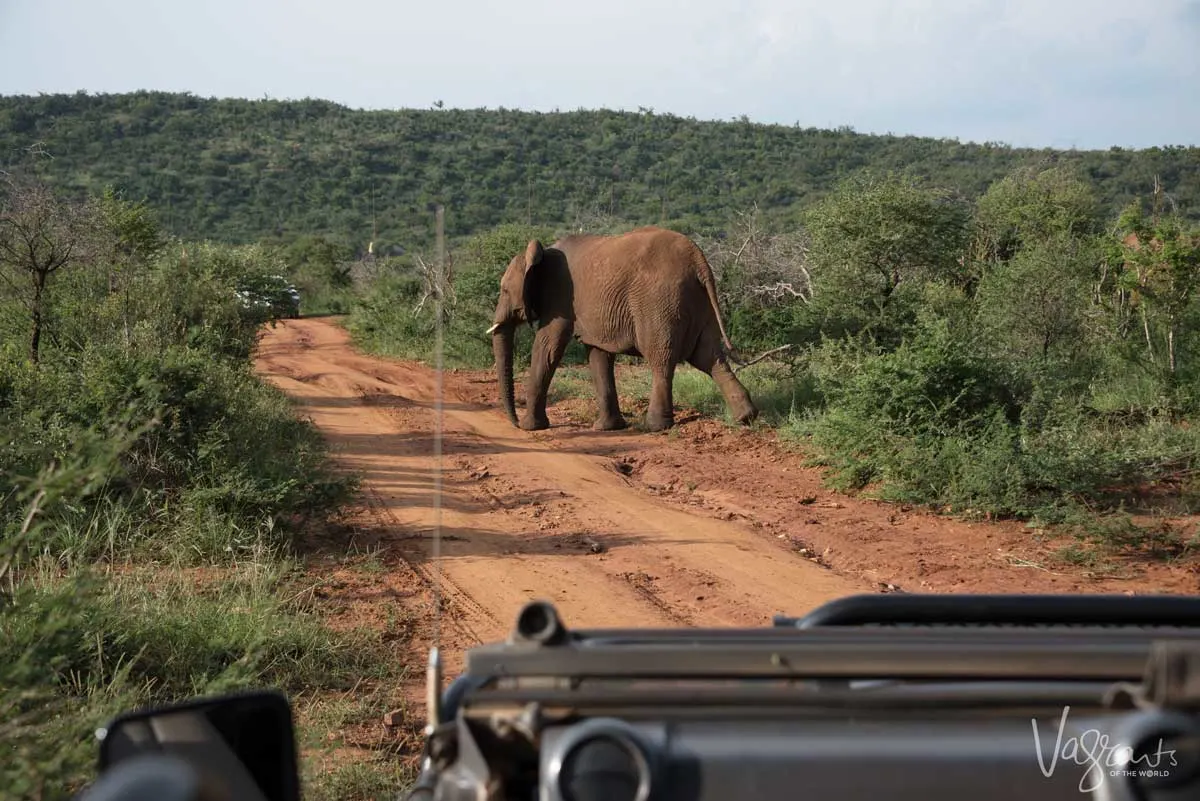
[235,274,301,320]
[76,593,1200,801]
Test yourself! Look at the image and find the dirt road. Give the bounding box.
[255,317,867,642]
[252,316,1198,712]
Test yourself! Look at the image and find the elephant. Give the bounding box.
[486,225,759,433]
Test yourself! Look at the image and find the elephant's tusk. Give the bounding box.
[486,323,500,335]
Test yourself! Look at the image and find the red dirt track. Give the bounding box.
[252,316,1199,721]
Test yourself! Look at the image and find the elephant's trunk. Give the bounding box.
[491,321,519,427]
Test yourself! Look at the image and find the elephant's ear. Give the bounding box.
[523,239,544,271]
[521,240,544,322]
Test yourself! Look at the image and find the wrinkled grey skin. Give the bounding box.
[488,226,758,433]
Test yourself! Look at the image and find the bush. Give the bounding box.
[1,341,353,568]
[789,319,1200,525]
[0,181,398,801]
[792,320,1021,500]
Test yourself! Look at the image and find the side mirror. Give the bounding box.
[81,690,300,801]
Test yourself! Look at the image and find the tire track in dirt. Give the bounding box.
[357,482,502,644]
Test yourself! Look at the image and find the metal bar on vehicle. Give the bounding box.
[458,682,1123,711]
[464,640,1170,681]
[564,627,1200,646]
[775,593,1200,628]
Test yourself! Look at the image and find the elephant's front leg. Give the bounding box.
[521,319,571,430]
[588,347,626,431]
[644,360,676,432]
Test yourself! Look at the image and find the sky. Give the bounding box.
[1,0,1197,150]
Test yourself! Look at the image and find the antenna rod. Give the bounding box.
[432,203,445,650]
[425,646,442,734]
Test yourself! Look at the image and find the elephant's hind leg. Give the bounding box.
[588,347,627,431]
[687,335,758,426]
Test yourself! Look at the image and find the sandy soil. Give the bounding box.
[251,316,1200,736]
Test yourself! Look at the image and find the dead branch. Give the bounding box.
[699,206,815,309]
[733,344,795,372]
[746,281,811,304]
[412,252,456,317]
[728,203,762,270]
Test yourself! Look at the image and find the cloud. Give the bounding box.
[0,0,1196,148]
[729,0,1199,145]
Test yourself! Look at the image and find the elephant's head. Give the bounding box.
[487,239,544,426]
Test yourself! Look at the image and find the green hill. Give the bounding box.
[2,90,1197,251]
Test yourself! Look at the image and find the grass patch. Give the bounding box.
[545,366,595,405]
[2,554,416,801]
[671,362,807,425]
[304,757,416,801]
[536,360,807,429]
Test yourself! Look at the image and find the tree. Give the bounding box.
[972,164,1102,266]
[1109,185,1200,377]
[94,186,167,349]
[974,232,1100,370]
[699,204,814,309]
[801,170,971,338]
[283,234,352,287]
[0,170,103,364]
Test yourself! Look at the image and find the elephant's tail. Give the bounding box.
[692,248,739,360]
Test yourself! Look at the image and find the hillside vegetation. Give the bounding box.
[1,91,1197,252]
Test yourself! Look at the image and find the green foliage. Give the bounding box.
[462,222,561,271]
[1108,198,1200,385]
[1,91,1196,254]
[800,171,972,344]
[973,164,1104,261]
[345,269,430,361]
[1,181,374,798]
[0,181,354,562]
[283,234,357,315]
[772,165,1200,539]
[95,185,168,263]
[727,301,815,352]
[347,223,590,369]
[794,319,1020,495]
[973,232,1104,376]
[0,204,353,566]
[1,558,394,799]
[789,326,1200,529]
